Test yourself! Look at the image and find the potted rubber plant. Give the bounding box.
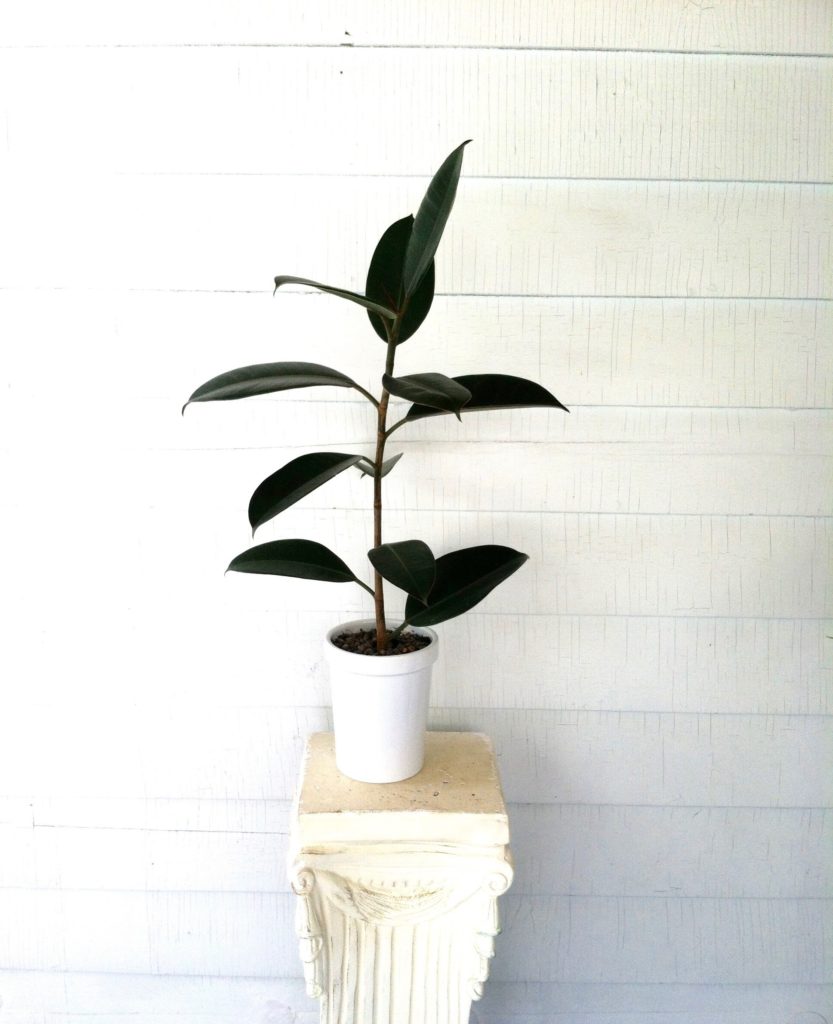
[184,141,568,782]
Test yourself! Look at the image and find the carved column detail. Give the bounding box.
[289,852,513,1023]
[289,732,514,1024]
[288,865,325,1001]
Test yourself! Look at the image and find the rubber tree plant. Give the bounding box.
[184,141,568,653]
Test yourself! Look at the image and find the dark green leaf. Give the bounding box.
[384,372,471,420]
[368,540,436,603]
[227,539,363,586]
[404,544,528,627]
[365,216,435,344]
[356,452,404,478]
[402,140,470,299]
[274,275,396,319]
[249,453,362,534]
[184,362,362,411]
[404,373,568,421]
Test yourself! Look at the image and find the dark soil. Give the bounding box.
[331,628,432,656]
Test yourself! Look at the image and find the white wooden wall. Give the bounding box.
[1,3,831,1021]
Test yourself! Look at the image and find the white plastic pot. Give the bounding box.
[325,619,439,783]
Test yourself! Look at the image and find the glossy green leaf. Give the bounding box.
[356,452,404,478]
[402,140,470,299]
[383,372,471,420]
[368,540,436,603]
[248,453,362,534]
[365,216,435,344]
[404,544,528,627]
[403,373,568,422]
[184,362,363,411]
[273,275,396,319]
[227,539,367,588]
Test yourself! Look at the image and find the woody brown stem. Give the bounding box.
[372,319,400,653]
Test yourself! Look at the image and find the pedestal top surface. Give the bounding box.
[293,731,509,847]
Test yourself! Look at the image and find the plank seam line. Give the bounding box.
[153,290,833,302]
[22,824,290,835]
[7,967,833,986]
[441,709,833,719]
[90,613,833,622]
[167,499,833,520]
[116,172,833,187]
[7,799,831,811]
[178,402,833,412]
[274,706,833,719]
[2,886,830,902]
[14,801,831,813]
[3,287,832,302]
[270,507,833,518]
[5,43,833,59]
[11,705,831,719]
[510,802,833,812]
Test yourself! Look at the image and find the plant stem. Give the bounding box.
[372,318,400,652]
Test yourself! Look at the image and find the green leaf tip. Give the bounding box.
[404,374,568,422]
[403,544,528,627]
[402,140,471,299]
[248,452,363,534]
[383,372,471,418]
[185,362,366,407]
[273,274,396,319]
[227,538,368,591]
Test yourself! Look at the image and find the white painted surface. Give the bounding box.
[326,623,438,783]
[1,2,830,1022]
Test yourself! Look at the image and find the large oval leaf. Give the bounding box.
[227,539,366,588]
[404,544,528,627]
[274,275,395,319]
[403,373,568,422]
[402,140,470,299]
[383,372,471,420]
[365,216,435,344]
[368,540,436,604]
[249,452,362,534]
[184,362,362,410]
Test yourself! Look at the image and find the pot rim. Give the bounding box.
[325,618,439,674]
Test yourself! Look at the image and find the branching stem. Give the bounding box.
[383,414,409,438]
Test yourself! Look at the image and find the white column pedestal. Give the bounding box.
[288,732,513,1024]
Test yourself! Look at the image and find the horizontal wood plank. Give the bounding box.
[2,49,830,181]
[1,175,829,297]
[7,606,823,716]
[476,980,833,1022]
[170,428,831,518]
[8,401,829,513]
[494,893,833,984]
[1,707,829,807]
[2,497,829,644]
[1,971,830,1023]
[167,507,832,619]
[1,504,828,712]
[4,290,831,410]
[2,801,828,900]
[1,0,830,54]
[0,888,828,983]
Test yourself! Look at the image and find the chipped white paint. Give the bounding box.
[288,733,513,1021]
